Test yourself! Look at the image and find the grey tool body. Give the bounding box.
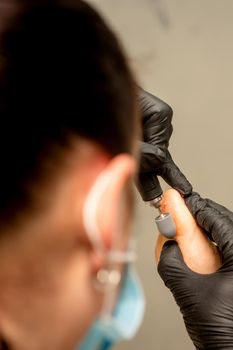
[155,213,176,238]
[150,196,176,238]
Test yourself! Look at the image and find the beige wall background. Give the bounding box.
[87,1,233,349]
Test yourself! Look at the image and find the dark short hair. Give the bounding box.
[0,0,137,224]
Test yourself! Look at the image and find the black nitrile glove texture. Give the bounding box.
[137,88,192,201]
[158,192,233,349]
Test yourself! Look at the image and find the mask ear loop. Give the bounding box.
[83,170,123,288]
[82,169,136,319]
[83,169,137,263]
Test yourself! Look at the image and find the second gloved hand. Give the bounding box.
[158,192,233,349]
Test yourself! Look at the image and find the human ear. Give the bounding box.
[84,153,136,254]
[97,154,136,250]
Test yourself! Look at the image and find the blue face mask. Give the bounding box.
[79,169,145,350]
[79,266,145,350]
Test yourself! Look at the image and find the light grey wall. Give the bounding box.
[86,1,233,349]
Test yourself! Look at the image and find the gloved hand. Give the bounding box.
[158,192,233,349]
[137,88,192,201]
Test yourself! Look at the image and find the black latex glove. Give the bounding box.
[158,192,233,349]
[137,88,192,201]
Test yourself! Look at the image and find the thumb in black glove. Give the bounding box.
[158,192,233,349]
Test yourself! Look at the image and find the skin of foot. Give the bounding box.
[155,189,221,274]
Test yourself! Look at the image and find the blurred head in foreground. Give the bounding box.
[0,0,139,349]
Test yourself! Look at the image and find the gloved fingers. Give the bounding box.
[185,193,233,256]
[205,198,233,223]
[138,88,173,146]
[185,193,233,221]
[139,142,166,173]
[158,240,193,291]
[139,87,173,146]
[158,159,192,197]
[139,143,193,196]
[143,121,173,148]
[185,192,205,216]
[136,173,162,201]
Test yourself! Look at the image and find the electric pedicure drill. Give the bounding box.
[150,195,176,239]
[137,173,176,239]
